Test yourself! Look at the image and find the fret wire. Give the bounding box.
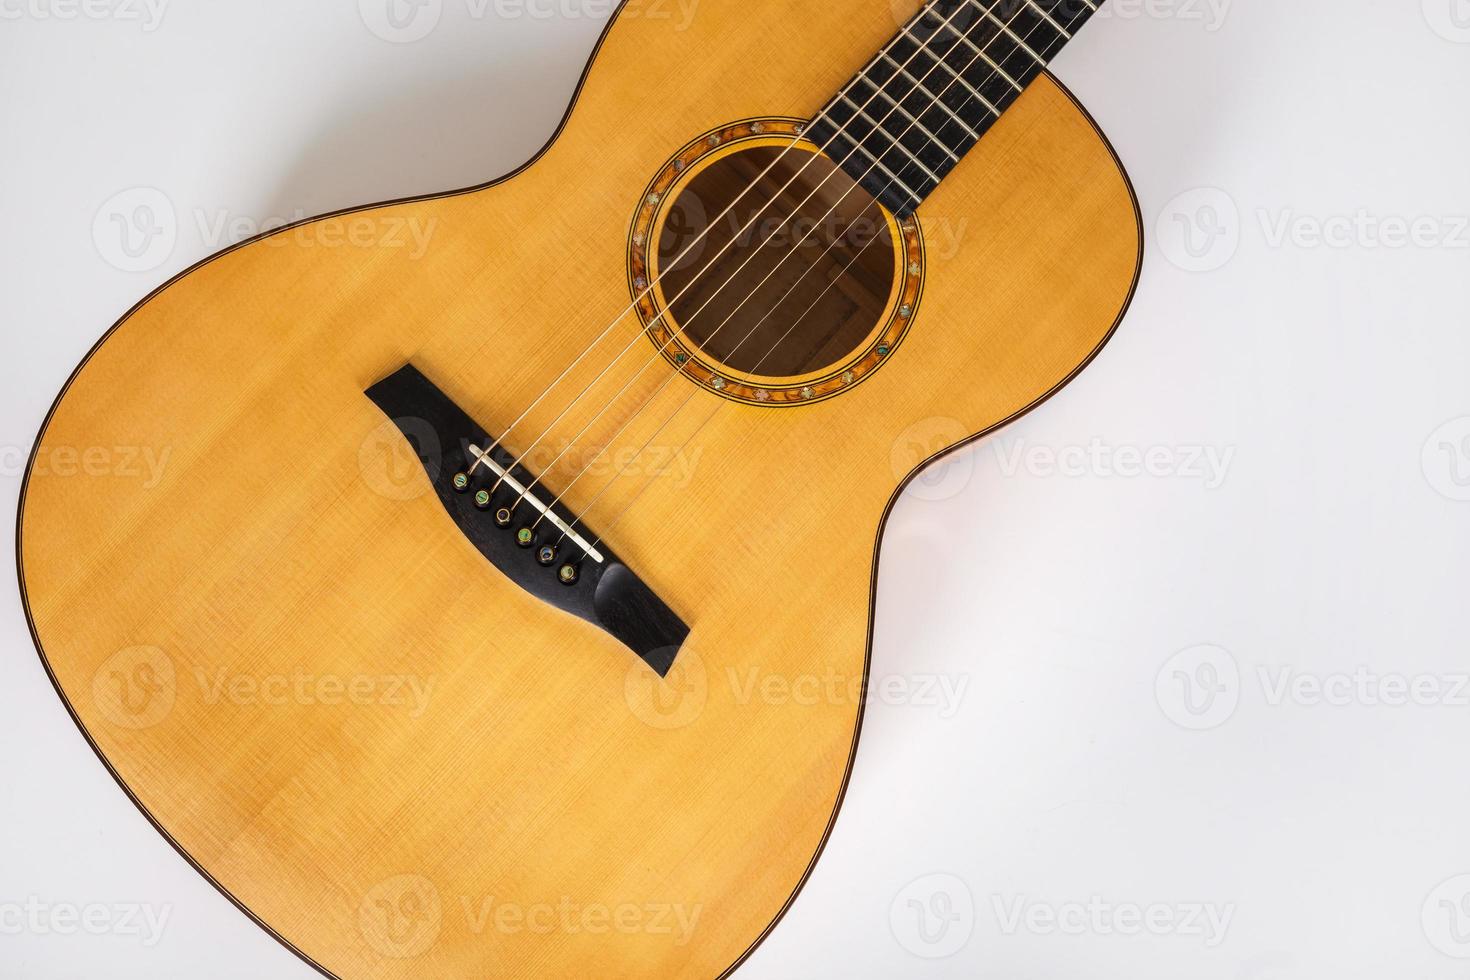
[840,94,960,164]
[962,0,1048,67]
[835,111,944,186]
[880,50,1003,120]
[923,13,1025,93]
[837,5,959,106]
[835,135,928,205]
[1024,0,1073,38]
[853,74,981,142]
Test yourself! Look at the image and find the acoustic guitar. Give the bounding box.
[18,0,1140,975]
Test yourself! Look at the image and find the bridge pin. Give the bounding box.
[494,507,512,528]
[474,490,491,509]
[452,472,470,492]
[537,545,557,567]
[516,527,535,548]
[558,564,579,586]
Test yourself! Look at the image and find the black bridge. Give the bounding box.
[366,364,688,675]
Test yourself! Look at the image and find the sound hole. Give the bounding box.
[655,146,898,379]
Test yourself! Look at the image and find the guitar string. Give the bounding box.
[466,0,982,484]
[568,0,1097,555]
[533,0,1077,548]
[496,0,1030,511]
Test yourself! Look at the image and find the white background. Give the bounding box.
[3,1,1470,977]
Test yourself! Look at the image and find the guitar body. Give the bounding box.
[18,1,1140,977]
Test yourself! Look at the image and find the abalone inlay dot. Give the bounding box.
[627,117,925,408]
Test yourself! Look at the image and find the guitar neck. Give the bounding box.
[809,0,1103,217]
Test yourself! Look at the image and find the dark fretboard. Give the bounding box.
[808,0,1102,217]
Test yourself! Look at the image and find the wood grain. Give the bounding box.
[18,1,1141,976]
